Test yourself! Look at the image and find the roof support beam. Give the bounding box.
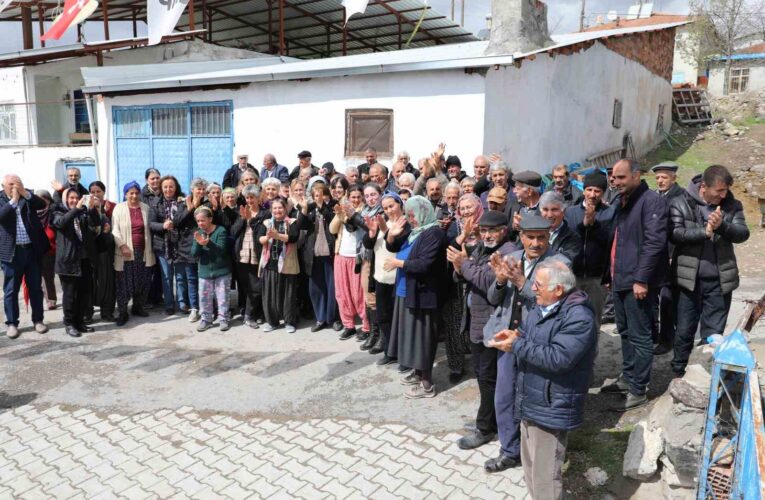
[102,0,110,40]
[282,0,376,52]
[37,4,45,47]
[376,1,440,44]
[188,0,195,31]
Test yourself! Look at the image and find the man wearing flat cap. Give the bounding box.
[480,214,571,473]
[223,153,257,189]
[508,171,542,241]
[289,150,318,181]
[445,155,467,182]
[446,211,513,451]
[564,172,616,327]
[651,161,686,355]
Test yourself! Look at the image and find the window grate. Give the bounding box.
[345,109,394,157]
[0,104,16,143]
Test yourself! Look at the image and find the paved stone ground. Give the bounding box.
[0,289,527,499]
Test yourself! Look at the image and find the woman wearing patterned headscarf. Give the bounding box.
[383,195,447,399]
[442,192,485,382]
[111,181,155,326]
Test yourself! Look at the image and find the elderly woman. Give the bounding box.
[301,182,339,332]
[89,181,117,322]
[50,188,102,337]
[235,169,259,207]
[460,176,476,195]
[191,206,233,332]
[258,197,301,332]
[481,162,513,209]
[384,196,447,399]
[111,181,156,326]
[260,177,281,210]
[141,168,162,205]
[359,183,384,348]
[330,184,369,341]
[148,175,185,315]
[397,172,416,193]
[231,184,269,327]
[173,177,213,322]
[364,192,407,363]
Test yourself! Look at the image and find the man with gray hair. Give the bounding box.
[51,166,88,203]
[396,172,415,192]
[538,191,581,263]
[260,154,289,183]
[344,166,360,185]
[489,259,597,500]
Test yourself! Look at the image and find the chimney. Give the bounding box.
[485,0,553,55]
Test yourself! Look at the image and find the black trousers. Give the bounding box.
[654,285,676,345]
[470,340,498,435]
[672,277,732,374]
[376,283,396,352]
[236,262,264,322]
[60,260,93,327]
[261,268,299,327]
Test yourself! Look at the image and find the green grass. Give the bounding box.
[734,116,765,128]
[563,423,633,495]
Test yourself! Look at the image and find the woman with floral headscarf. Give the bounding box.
[383,195,447,399]
[441,192,484,382]
[111,181,155,326]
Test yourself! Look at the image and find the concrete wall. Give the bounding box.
[708,60,765,96]
[0,146,94,191]
[0,67,33,145]
[483,41,672,172]
[93,69,486,198]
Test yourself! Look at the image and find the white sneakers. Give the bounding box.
[188,309,200,323]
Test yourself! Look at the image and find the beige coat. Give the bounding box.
[111,202,156,272]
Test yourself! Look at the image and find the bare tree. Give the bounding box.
[681,0,762,94]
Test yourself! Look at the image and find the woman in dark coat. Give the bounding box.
[50,188,101,337]
[88,181,116,321]
[148,175,185,315]
[384,195,447,399]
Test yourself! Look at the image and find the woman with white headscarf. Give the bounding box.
[383,195,447,399]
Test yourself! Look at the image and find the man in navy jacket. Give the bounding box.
[601,159,668,411]
[0,175,50,339]
[490,259,597,500]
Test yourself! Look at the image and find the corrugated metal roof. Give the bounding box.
[81,21,689,93]
[1,0,477,59]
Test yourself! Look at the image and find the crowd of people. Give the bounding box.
[0,143,749,499]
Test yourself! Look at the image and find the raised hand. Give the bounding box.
[185,195,194,211]
[10,187,19,204]
[446,244,468,271]
[387,216,406,237]
[365,215,378,236]
[376,214,388,235]
[583,199,597,226]
[194,231,210,246]
[51,179,64,192]
[76,196,86,209]
[488,153,502,165]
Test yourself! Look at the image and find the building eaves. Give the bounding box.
[81,21,689,94]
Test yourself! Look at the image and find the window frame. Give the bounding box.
[0,104,17,144]
[344,108,394,158]
[729,67,750,94]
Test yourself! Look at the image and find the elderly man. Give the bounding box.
[447,211,514,450]
[445,156,466,182]
[480,162,512,209]
[0,175,50,338]
[387,161,406,192]
[52,167,88,203]
[345,166,360,185]
[396,172,415,193]
[487,187,509,215]
[260,154,289,183]
[472,155,492,196]
[652,162,685,199]
[482,215,570,473]
[223,153,257,189]
[669,165,749,376]
[439,182,460,221]
[490,260,597,500]
[551,164,582,207]
[509,171,542,240]
[564,172,615,326]
[425,178,444,210]
[289,150,318,181]
[369,164,388,189]
[539,191,582,263]
[601,159,668,411]
[396,150,420,178]
[357,147,380,184]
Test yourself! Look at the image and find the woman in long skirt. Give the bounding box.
[384,196,447,399]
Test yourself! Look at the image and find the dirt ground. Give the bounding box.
[563,120,765,499]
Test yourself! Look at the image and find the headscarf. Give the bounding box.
[123,181,141,201]
[404,195,438,244]
[381,191,403,208]
[457,193,484,245]
[35,189,53,223]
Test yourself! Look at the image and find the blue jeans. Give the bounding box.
[3,246,44,326]
[614,288,657,395]
[308,257,337,324]
[157,256,176,311]
[175,262,199,310]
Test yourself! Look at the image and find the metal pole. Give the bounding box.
[342,7,347,55]
[188,0,195,31]
[131,7,137,38]
[37,4,45,47]
[268,0,272,52]
[102,0,110,40]
[460,0,465,27]
[450,0,454,21]
[278,0,285,55]
[21,6,33,49]
[579,0,585,31]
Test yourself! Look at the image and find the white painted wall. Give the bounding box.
[673,26,700,85]
[708,61,765,96]
[483,42,672,173]
[0,146,94,191]
[0,67,33,145]
[94,69,486,198]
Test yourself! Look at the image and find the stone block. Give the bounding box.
[669,365,710,409]
[662,406,704,477]
[623,422,663,480]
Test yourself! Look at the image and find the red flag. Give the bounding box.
[41,0,97,41]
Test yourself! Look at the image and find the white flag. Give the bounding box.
[0,0,13,15]
[148,0,189,46]
[341,0,368,24]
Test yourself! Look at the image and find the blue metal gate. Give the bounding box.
[113,102,233,194]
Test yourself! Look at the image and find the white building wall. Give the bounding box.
[0,67,32,145]
[0,146,94,191]
[672,26,700,85]
[708,61,765,96]
[483,42,672,173]
[94,69,486,198]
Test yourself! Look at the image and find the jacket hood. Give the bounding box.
[686,174,705,205]
[558,289,593,315]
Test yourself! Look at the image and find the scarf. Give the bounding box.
[405,195,438,244]
[123,181,141,201]
[361,196,383,219]
[457,193,483,246]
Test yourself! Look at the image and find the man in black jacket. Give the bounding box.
[669,166,749,375]
[223,154,257,189]
[289,151,318,181]
[601,159,668,411]
[651,161,686,355]
[538,191,581,264]
[550,164,582,207]
[447,211,512,451]
[564,172,615,327]
[51,167,89,203]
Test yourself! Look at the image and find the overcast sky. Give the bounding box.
[0,0,690,52]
